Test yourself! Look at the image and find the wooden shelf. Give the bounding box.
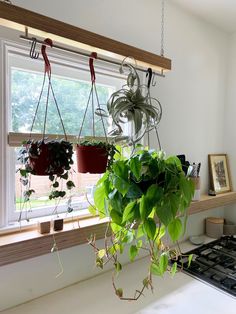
[0,217,109,267]
[188,191,236,215]
[1,192,236,267]
[0,2,171,72]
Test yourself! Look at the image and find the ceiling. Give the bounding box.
[171,0,236,33]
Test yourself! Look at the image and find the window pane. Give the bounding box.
[14,147,101,220]
[8,51,125,222]
[11,68,114,136]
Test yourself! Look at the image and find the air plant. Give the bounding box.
[107,59,162,144]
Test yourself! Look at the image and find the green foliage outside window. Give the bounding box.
[11,69,113,135]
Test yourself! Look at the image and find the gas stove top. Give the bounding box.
[177,236,236,297]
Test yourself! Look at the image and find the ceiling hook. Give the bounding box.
[29,38,39,59]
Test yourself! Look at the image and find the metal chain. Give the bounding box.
[160,0,165,56]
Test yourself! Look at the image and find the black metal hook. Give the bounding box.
[29,38,39,59]
[146,68,153,89]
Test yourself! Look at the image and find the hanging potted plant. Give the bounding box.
[18,38,75,215]
[89,146,194,300]
[21,139,74,176]
[107,58,162,144]
[76,52,115,174]
[76,140,116,173]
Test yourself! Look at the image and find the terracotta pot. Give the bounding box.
[76,145,108,174]
[29,142,63,176]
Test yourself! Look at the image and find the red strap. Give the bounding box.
[41,38,53,74]
[89,52,97,83]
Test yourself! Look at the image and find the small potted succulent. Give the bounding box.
[76,140,116,174]
[89,147,194,300]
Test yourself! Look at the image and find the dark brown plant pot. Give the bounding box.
[53,219,64,231]
[76,145,108,174]
[29,143,63,176]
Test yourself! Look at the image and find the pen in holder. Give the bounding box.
[190,176,200,201]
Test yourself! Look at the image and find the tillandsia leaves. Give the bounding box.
[89,147,195,300]
[106,59,162,144]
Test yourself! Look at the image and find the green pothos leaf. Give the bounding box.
[114,261,122,273]
[140,195,153,220]
[94,184,106,213]
[150,263,161,276]
[136,223,144,239]
[159,253,168,275]
[88,205,97,216]
[129,245,138,262]
[122,201,136,223]
[188,254,193,268]
[98,249,106,259]
[110,209,122,225]
[113,175,129,196]
[144,218,156,240]
[168,218,183,242]
[130,156,141,180]
[171,262,178,277]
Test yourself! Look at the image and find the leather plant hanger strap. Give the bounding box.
[30,37,67,141]
[41,38,53,75]
[78,52,107,142]
[89,52,97,83]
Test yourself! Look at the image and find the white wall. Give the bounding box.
[152,2,229,193]
[0,0,230,310]
[223,32,236,222]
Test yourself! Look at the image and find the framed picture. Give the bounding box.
[208,154,232,194]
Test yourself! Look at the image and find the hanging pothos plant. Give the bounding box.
[107,58,162,144]
[89,146,194,300]
[18,38,75,219]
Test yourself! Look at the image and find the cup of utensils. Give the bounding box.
[177,155,201,201]
[188,162,201,201]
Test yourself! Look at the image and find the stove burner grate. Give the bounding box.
[175,236,236,297]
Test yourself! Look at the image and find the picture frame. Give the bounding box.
[208,154,232,194]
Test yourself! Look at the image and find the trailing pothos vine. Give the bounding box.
[88,147,194,300]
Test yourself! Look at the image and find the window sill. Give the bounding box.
[0,216,109,267]
[1,192,236,267]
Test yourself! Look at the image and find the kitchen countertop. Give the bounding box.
[2,238,235,314]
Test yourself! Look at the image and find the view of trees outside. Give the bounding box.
[12,68,115,214]
[11,68,114,135]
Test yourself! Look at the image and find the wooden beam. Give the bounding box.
[0,2,171,72]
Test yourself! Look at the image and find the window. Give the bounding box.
[0,41,125,226]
